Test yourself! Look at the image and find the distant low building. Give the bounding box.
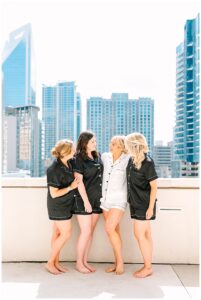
[154,141,173,178]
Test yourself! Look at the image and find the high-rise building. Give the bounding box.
[42,85,56,165]
[154,141,172,178]
[76,93,82,141]
[2,24,41,177]
[2,107,17,174]
[42,81,81,166]
[87,97,112,153]
[87,94,154,155]
[173,13,200,177]
[2,23,35,107]
[137,97,154,156]
[2,106,40,177]
[111,93,130,136]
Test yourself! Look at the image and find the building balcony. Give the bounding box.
[2,178,200,298]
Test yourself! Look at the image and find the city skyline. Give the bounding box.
[2,0,200,144]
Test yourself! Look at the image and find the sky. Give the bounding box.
[1,0,200,144]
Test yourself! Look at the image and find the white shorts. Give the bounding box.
[100,201,127,212]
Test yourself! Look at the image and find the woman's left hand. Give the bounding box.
[146,207,154,220]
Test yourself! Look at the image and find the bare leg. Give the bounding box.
[133,220,153,278]
[105,208,125,275]
[51,223,68,272]
[75,215,92,274]
[45,220,72,275]
[103,210,116,272]
[83,214,99,272]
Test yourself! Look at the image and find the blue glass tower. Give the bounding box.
[137,97,154,156]
[2,24,41,177]
[42,85,57,162]
[42,81,81,164]
[2,23,35,107]
[76,93,81,141]
[173,14,200,177]
[87,97,112,153]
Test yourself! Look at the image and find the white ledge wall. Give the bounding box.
[2,178,199,264]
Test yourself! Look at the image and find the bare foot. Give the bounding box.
[105,265,116,273]
[84,262,96,272]
[75,263,91,274]
[134,267,153,278]
[55,263,68,273]
[115,263,124,275]
[133,266,144,276]
[45,263,61,275]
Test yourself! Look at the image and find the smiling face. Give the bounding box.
[87,136,97,153]
[109,138,121,155]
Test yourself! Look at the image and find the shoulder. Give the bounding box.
[71,154,85,173]
[46,159,59,174]
[74,153,84,163]
[101,152,110,159]
[122,153,130,161]
[101,152,111,164]
[144,155,155,165]
[142,155,156,173]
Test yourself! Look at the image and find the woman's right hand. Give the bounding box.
[70,178,79,190]
[84,201,92,213]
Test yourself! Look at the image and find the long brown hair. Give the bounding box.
[76,131,98,160]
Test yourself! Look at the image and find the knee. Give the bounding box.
[134,229,150,241]
[80,227,92,237]
[105,223,115,236]
[134,229,144,241]
[61,228,72,241]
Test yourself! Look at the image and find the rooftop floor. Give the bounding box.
[2,262,200,299]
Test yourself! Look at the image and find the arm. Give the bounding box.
[74,172,92,212]
[49,186,72,199]
[49,178,79,199]
[149,179,157,209]
[146,179,157,219]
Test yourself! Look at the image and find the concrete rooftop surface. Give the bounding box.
[1,262,200,299]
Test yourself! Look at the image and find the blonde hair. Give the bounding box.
[111,135,128,154]
[125,133,149,169]
[51,139,73,159]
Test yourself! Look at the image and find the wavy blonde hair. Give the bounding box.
[125,133,149,169]
[111,135,128,154]
[51,139,73,159]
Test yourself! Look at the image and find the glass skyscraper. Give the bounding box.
[2,23,35,107]
[87,97,112,153]
[137,97,154,157]
[2,24,41,177]
[42,81,81,167]
[173,13,200,177]
[87,94,154,155]
[76,93,82,141]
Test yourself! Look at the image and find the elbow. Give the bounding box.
[50,192,57,199]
